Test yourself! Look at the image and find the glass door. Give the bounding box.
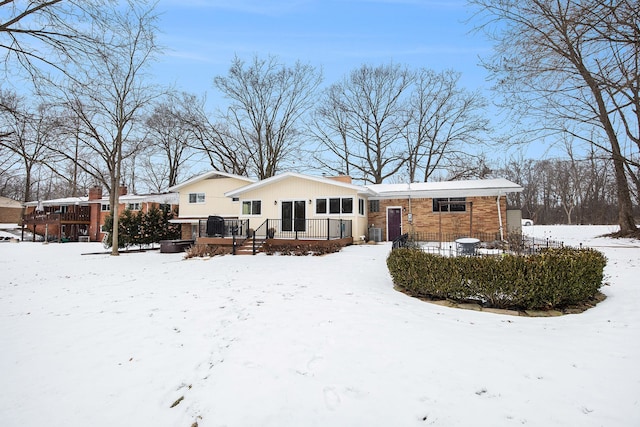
[282,201,306,232]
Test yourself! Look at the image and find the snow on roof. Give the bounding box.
[169,170,255,192]
[0,196,23,208]
[117,192,179,204]
[24,197,88,207]
[24,193,179,206]
[367,178,523,198]
[224,171,374,197]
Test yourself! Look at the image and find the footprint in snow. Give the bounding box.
[323,386,341,410]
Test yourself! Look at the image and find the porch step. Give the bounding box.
[235,238,266,255]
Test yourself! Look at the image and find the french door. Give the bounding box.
[282,200,306,232]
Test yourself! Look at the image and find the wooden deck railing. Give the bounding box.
[23,209,91,223]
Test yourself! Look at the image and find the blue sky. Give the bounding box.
[154,0,492,103]
[152,1,562,162]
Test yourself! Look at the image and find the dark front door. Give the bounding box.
[282,201,306,232]
[387,208,402,241]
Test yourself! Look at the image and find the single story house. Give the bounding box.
[169,171,523,249]
[0,195,23,225]
[22,186,178,242]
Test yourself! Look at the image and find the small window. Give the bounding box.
[127,202,141,211]
[242,200,261,215]
[189,193,205,204]
[232,197,239,202]
[433,197,466,212]
[341,198,353,214]
[316,198,327,214]
[159,203,170,212]
[369,200,380,213]
[329,198,341,214]
[358,198,365,215]
[101,203,110,212]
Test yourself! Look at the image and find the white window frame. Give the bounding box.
[189,193,206,204]
[242,200,262,216]
[315,197,354,215]
[101,203,110,212]
[127,202,141,211]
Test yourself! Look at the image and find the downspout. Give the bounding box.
[408,194,412,231]
[497,193,504,241]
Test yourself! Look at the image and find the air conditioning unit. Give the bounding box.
[369,227,382,242]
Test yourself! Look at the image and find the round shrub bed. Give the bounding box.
[387,247,607,311]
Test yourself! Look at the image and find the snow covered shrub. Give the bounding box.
[262,242,343,256]
[184,244,230,258]
[386,247,606,311]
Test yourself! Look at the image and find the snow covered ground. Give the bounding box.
[1,225,638,427]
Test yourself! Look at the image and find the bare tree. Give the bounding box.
[308,84,354,177]
[0,91,56,205]
[144,92,199,189]
[0,0,115,82]
[48,1,161,255]
[315,63,413,184]
[157,92,251,177]
[403,68,489,182]
[469,0,638,236]
[213,54,322,179]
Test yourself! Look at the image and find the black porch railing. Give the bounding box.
[393,231,569,257]
[247,218,353,255]
[198,217,251,238]
[254,218,352,241]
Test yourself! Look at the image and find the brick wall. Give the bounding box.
[369,196,506,240]
[0,207,22,224]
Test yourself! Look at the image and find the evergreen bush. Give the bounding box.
[102,206,181,249]
[387,247,606,311]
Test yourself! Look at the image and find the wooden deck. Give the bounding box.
[22,207,91,242]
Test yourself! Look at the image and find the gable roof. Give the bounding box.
[224,171,374,198]
[367,178,523,199]
[169,171,255,192]
[0,196,22,208]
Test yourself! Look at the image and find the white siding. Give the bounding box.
[177,176,247,218]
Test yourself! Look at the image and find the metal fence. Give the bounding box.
[393,231,570,257]
[198,218,251,238]
[253,218,352,240]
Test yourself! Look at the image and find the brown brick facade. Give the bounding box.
[369,196,507,241]
[0,207,22,224]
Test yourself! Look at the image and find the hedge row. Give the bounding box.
[263,242,343,256]
[386,248,607,311]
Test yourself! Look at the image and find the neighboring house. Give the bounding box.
[0,196,23,225]
[170,171,523,247]
[22,186,178,242]
[168,171,256,240]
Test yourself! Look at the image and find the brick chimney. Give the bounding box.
[328,175,352,184]
[119,185,128,196]
[88,186,102,201]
